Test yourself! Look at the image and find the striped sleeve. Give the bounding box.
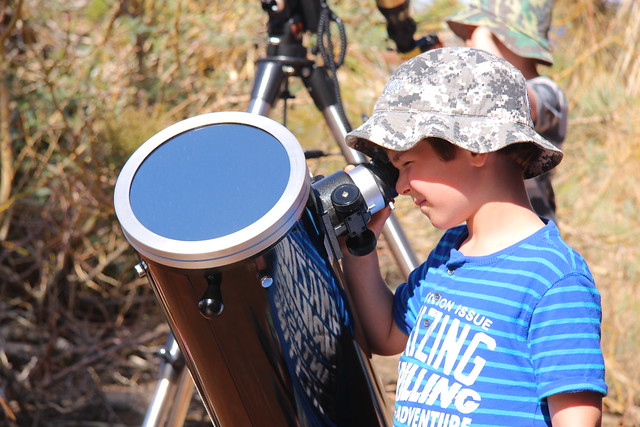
[393,260,430,336]
[393,227,464,336]
[528,273,608,399]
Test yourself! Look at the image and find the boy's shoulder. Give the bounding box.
[434,221,594,282]
[511,221,595,286]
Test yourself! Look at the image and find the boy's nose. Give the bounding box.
[395,173,411,196]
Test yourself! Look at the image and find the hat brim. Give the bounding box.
[346,110,562,179]
[446,10,553,66]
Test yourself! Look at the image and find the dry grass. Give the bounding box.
[549,1,640,422]
[0,0,638,424]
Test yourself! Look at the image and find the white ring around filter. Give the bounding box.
[113,112,310,269]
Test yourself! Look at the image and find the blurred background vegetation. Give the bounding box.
[0,0,638,425]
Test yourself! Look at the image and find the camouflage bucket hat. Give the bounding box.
[345,47,562,179]
[446,0,554,66]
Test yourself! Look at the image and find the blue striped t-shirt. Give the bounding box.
[392,221,607,426]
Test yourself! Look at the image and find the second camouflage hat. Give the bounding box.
[446,0,554,65]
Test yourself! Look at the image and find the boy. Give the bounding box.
[341,48,606,426]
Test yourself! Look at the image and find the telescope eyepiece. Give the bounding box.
[311,158,398,257]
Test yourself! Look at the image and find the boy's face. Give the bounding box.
[387,141,479,230]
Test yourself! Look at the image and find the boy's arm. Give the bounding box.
[547,391,602,426]
[340,207,408,356]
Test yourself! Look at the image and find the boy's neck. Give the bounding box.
[458,202,545,257]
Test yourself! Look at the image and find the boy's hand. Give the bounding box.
[368,205,393,237]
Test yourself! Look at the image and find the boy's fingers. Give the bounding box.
[368,206,392,236]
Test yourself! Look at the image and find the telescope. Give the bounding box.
[114,112,396,425]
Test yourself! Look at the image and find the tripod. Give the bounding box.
[141,1,418,425]
[248,0,418,276]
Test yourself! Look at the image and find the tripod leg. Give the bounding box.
[302,66,366,164]
[380,217,419,276]
[303,66,419,277]
[142,334,194,427]
[136,259,195,427]
[247,58,289,116]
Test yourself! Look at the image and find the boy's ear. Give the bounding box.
[469,152,490,168]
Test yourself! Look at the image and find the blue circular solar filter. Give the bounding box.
[129,123,291,241]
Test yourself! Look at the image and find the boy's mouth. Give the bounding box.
[414,198,427,208]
